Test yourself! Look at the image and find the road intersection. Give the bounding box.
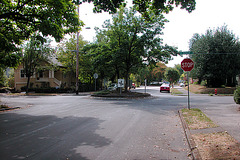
[0,86,238,159]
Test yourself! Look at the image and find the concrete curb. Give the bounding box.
[0,107,21,112]
[178,110,202,160]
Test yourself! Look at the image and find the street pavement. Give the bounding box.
[0,86,239,160]
[149,85,240,142]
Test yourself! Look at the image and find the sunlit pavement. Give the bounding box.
[0,86,239,159]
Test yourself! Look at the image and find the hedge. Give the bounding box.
[234,86,240,104]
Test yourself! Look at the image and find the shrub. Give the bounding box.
[200,80,207,86]
[234,86,240,104]
[193,81,198,85]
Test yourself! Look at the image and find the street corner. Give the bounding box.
[178,108,240,160]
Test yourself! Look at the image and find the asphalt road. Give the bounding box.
[0,86,237,160]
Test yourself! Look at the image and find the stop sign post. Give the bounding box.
[181,58,194,109]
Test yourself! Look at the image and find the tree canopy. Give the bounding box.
[0,0,83,69]
[1,0,81,48]
[85,6,178,90]
[57,34,90,84]
[164,67,180,86]
[79,0,196,15]
[1,0,195,70]
[21,34,52,93]
[189,26,240,87]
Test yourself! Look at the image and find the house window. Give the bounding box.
[38,71,44,78]
[20,69,26,78]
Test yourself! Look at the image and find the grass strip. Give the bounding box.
[171,88,183,95]
[93,90,110,95]
[181,108,218,130]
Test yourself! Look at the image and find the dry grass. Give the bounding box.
[192,132,240,160]
[181,108,240,160]
[186,84,235,94]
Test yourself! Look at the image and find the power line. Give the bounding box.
[179,51,240,55]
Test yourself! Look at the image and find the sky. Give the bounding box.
[76,0,240,67]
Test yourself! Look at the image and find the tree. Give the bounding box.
[83,28,118,83]
[21,34,52,93]
[189,26,240,87]
[135,66,150,85]
[87,7,178,91]
[1,0,83,69]
[1,0,195,69]
[151,62,167,82]
[174,64,183,75]
[57,34,89,86]
[85,0,196,16]
[3,68,15,88]
[164,67,180,87]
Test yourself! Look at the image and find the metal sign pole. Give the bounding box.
[181,58,194,110]
[187,71,190,109]
[145,79,147,93]
[95,79,96,91]
[93,73,98,91]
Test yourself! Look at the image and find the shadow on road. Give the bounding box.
[0,113,111,159]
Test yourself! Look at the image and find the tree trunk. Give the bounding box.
[26,76,31,94]
[124,68,129,92]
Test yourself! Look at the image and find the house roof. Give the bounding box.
[49,54,63,67]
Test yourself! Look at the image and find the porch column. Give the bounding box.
[52,69,54,78]
[49,70,51,78]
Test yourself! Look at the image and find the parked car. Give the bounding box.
[150,82,159,85]
[131,83,136,89]
[160,83,170,93]
[180,83,185,87]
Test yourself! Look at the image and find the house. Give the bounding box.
[14,56,75,91]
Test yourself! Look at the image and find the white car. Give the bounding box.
[180,83,185,87]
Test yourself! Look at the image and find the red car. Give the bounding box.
[160,84,170,93]
[131,83,136,89]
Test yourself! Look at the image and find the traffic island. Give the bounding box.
[179,108,240,160]
[0,104,20,112]
[91,90,151,98]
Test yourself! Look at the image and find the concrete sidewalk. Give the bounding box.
[175,86,240,143]
[200,103,240,142]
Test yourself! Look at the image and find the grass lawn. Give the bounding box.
[170,88,183,95]
[186,84,235,95]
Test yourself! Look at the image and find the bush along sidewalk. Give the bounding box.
[179,108,240,160]
[234,86,240,104]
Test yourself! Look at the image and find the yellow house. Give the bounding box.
[14,58,75,91]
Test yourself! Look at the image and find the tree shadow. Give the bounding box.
[0,113,111,159]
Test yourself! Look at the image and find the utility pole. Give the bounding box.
[76,5,80,95]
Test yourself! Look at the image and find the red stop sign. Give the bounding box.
[181,58,194,71]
